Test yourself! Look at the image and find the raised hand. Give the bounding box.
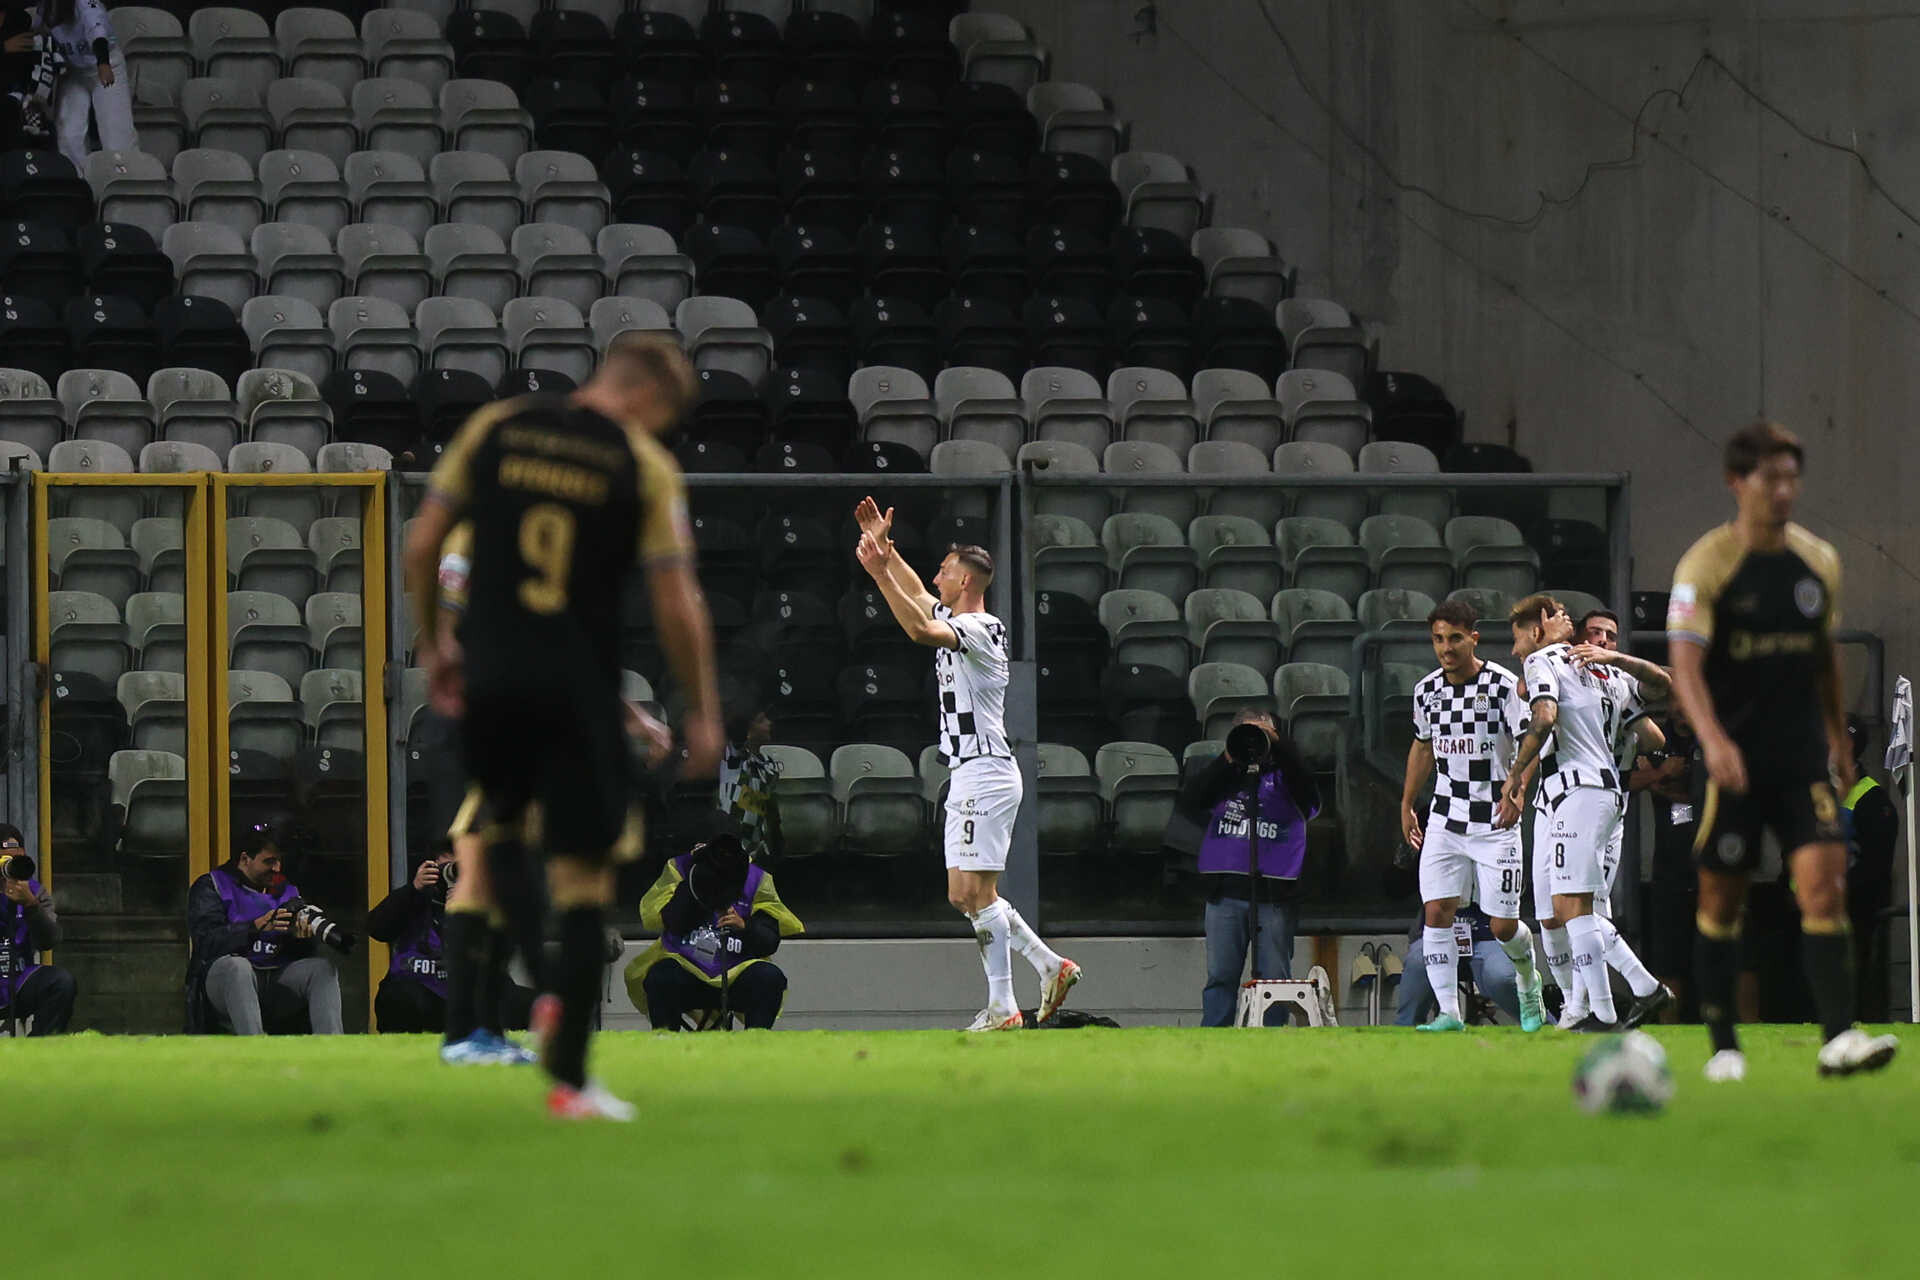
[854,496,895,545]
[855,530,893,576]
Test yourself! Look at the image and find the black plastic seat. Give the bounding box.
[1108,295,1195,381]
[872,11,960,89]
[1029,152,1123,237]
[1194,297,1288,383]
[1368,370,1463,456]
[863,147,948,227]
[494,368,576,398]
[528,8,615,90]
[445,9,531,92]
[848,295,937,380]
[685,219,778,310]
[841,439,928,476]
[758,511,840,596]
[1102,662,1198,757]
[783,12,869,85]
[0,219,82,309]
[777,145,863,236]
[762,294,850,378]
[613,10,709,87]
[66,292,159,385]
[689,511,757,604]
[945,82,1038,158]
[860,77,946,153]
[0,291,69,383]
[1111,226,1204,310]
[524,78,613,162]
[947,147,1026,233]
[324,368,420,458]
[935,294,1024,380]
[1026,222,1114,306]
[0,149,94,225]
[78,223,177,312]
[1023,293,1109,378]
[859,219,947,311]
[154,295,250,387]
[944,222,1027,309]
[701,10,785,90]
[697,79,781,162]
[769,222,857,308]
[689,367,771,455]
[689,148,782,240]
[609,78,700,164]
[411,368,493,451]
[764,363,857,452]
[602,146,691,238]
[837,660,933,759]
[773,77,863,152]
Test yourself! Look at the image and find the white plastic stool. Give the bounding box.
[1233,965,1338,1027]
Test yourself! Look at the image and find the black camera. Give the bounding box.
[0,853,34,881]
[686,834,750,910]
[428,857,460,902]
[284,899,355,952]
[1225,721,1273,770]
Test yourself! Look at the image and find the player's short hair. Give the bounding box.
[1508,593,1559,631]
[1426,600,1478,633]
[1579,608,1619,632]
[601,333,698,425]
[1724,420,1803,477]
[947,543,994,587]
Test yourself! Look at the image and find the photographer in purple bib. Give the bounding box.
[185,821,349,1035]
[1186,711,1321,1026]
[368,842,535,1035]
[0,823,75,1035]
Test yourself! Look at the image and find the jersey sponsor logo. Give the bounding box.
[1794,576,1825,619]
[1727,629,1819,661]
[1433,735,1493,757]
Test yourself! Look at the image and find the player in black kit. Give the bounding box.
[1667,421,1897,1081]
[404,335,722,1119]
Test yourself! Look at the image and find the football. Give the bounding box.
[1572,1031,1676,1114]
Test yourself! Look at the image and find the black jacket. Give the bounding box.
[1179,734,1321,903]
[184,862,316,1032]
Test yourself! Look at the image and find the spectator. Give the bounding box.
[2,3,49,150]
[36,0,135,172]
[627,831,803,1030]
[1842,715,1900,1021]
[1393,903,1522,1026]
[186,822,344,1035]
[1184,709,1321,1027]
[0,823,76,1035]
[716,700,782,862]
[368,843,536,1035]
[1635,708,1700,1019]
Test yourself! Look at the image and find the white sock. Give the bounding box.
[1499,919,1538,984]
[1598,916,1660,998]
[968,900,1016,1012]
[1541,925,1575,999]
[1566,915,1617,1022]
[1422,927,1460,1020]
[1000,900,1063,975]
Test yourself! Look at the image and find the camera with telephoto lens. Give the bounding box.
[1225,721,1273,771]
[685,833,749,911]
[284,899,355,952]
[0,853,35,882]
[429,857,459,903]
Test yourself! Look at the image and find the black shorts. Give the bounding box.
[1692,770,1844,873]
[458,685,639,862]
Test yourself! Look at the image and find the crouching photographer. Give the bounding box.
[0,824,76,1035]
[368,844,535,1034]
[626,830,803,1030]
[186,821,350,1035]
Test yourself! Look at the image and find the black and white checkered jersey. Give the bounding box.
[933,604,1012,765]
[1521,644,1644,807]
[1413,660,1523,835]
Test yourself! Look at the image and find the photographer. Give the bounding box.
[369,844,538,1035]
[0,823,75,1034]
[626,830,803,1030]
[186,822,345,1035]
[1186,710,1321,1026]
[1394,903,1522,1026]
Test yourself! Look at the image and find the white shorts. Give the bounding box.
[943,755,1021,872]
[1533,788,1620,902]
[1418,825,1523,920]
[1595,802,1625,919]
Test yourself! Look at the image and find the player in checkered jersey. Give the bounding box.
[1399,600,1547,1033]
[853,497,1080,1031]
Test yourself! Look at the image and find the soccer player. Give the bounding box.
[1503,594,1636,1031]
[1399,600,1545,1033]
[1667,421,1898,1080]
[852,497,1080,1030]
[405,335,723,1119]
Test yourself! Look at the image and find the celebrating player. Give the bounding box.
[1667,421,1897,1080]
[1399,600,1545,1033]
[404,335,722,1119]
[853,497,1080,1030]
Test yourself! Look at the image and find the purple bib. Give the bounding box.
[1195,770,1311,881]
[387,909,446,998]
[0,877,45,1004]
[662,857,765,979]
[211,867,301,970]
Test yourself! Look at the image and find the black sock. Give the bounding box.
[440,911,486,1045]
[474,924,509,1036]
[485,837,548,990]
[548,906,605,1089]
[1695,931,1742,1054]
[1801,928,1856,1043]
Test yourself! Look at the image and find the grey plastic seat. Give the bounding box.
[850,366,938,461]
[934,367,1025,465]
[1093,741,1179,852]
[1035,743,1102,855]
[502,296,595,384]
[951,13,1050,92]
[675,296,773,386]
[49,590,130,688]
[266,77,355,168]
[237,367,332,463]
[347,150,437,243]
[0,369,63,461]
[257,148,350,239]
[397,665,430,743]
[352,78,442,167]
[1359,515,1451,599]
[1112,151,1207,238]
[1277,368,1371,459]
[1108,366,1197,456]
[1189,514,1280,601]
[426,223,519,313]
[1445,517,1540,600]
[299,667,364,750]
[1282,298,1370,389]
[417,296,510,385]
[118,668,188,753]
[114,7,196,106]
[1277,515,1369,604]
[597,223,694,313]
[441,79,535,170]
[1272,662,1352,771]
[1188,440,1281,526]
[229,442,323,531]
[138,441,222,479]
[48,435,134,479]
[0,441,41,473]
[328,295,421,382]
[149,367,241,456]
[1022,365,1112,456]
[589,296,672,353]
[1098,588,1190,678]
[1029,513,1106,604]
[929,438,1012,519]
[161,221,258,315]
[88,150,178,240]
[307,516,362,593]
[1359,440,1449,528]
[243,291,336,387]
[1192,368,1284,454]
[48,441,141,532]
[252,222,346,313]
[337,222,432,311]
[276,9,366,100]
[1278,299,1353,349]
[1102,439,1193,526]
[126,590,187,672]
[131,521,188,600]
[1446,586,1513,625]
[1185,587,1282,673]
[228,515,318,605]
[315,441,392,474]
[430,151,525,245]
[759,745,837,856]
[1272,440,1365,528]
[179,81,273,169]
[829,744,924,853]
[1027,82,1124,165]
[1271,587,1359,671]
[109,749,190,855]
[1357,588,1439,671]
[1017,440,1107,531]
[1188,661,1271,740]
[228,592,311,694]
[227,668,304,761]
[57,369,156,459]
[1100,511,1197,604]
[188,9,279,95]
[49,518,142,608]
[512,222,605,315]
[515,151,611,239]
[1547,588,1609,623]
[1192,227,1293,309]
[916,744,950,809]
[360,9,456,96]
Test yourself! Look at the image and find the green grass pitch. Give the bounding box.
[11,1024,1915,1278]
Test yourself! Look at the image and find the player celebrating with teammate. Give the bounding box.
[1668,422,1897,1080]
[852,497,1079,1030]
[1400,600,1545,1032]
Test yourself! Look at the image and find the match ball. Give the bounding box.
[1572,1030,1675,1114]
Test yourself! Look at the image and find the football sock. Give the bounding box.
[1498,919,1539,983]
[440,907,486,1044]
[485,836,547,988]
[1422,927,1460,1020]
[1542,925,1575,999]
[1800,918,1856,1043]
[474,923,510,1036]
[968,900,1016,1012]
[1694,914,1742,1054]
[1598,916,1661,998]
[1000,900,1063,974]
[547,907,604,1089]
[1566,915,1617,1022]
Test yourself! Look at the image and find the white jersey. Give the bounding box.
[933,604,1011,765]
[1412,661,1523,836]
[1519,644,1644,808]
